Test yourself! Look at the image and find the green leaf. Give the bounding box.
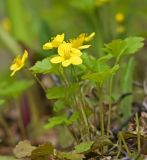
[82,52,96,70]
[65,112,79,125]
[53,99,66,112]
[0,80,34,97]
[82,52,111,73]
[82,65,119,85]
[30,58,57,74]
[124,37,144,55]
[75,141,94,153]
[45,112,79,129]
[46,86,65,99]
[97,54,113,63]
[44,115,67,129]
[103,39,127,58]
[46,83,79,99]
[92,135,112,149]
[14,140,36,158]
[103,37,144,59]
[31,143,54,160]
[67,83,79,95]
[59,152,84,160]
[120,58,134,119]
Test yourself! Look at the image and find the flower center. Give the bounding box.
[15,59,23,67]
[63,53,71,60]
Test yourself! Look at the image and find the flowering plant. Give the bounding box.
[11,33,145,160]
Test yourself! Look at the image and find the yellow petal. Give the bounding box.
[43,42,53,50]
[71,56,82,65]
[70,34,85,49]
[10,50,28,76]
[79,33,85,38]
[22,50,28,63]
[10,65,22,76]
[10,63,18,70]
[62,60,71,67]
[71,48,82,56]
[50,56,63,64]
[84,32,95,42]
[11,70,16,76]
[58,42,72,56]
[52,33,64,47]
[79,45,91,50]
[54,33,64,42]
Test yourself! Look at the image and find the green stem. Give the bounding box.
[136,112,141,153]
[59,66,87,140]
[33,74,46,92]
[98,87,104,136]
[119,132,131,156]
[72,66,90,140]
[67,125,79,143]
[116,139,122,160]
[107,76,113,136]
[59,66,69,86]
[27,67,47,93]
[79,102,90,139]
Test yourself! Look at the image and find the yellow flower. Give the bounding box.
[10,50,28,76]
[43,33,64,50]
[70,32,95,50]
[115,12,125,23]
[50,42,82,67]
[116,26,125,34]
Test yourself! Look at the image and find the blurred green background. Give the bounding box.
[0,0,147,157]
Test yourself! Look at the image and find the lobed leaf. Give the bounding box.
[53,99,67,112]
[30,58,58,74]
[103,39,127,58]
[124,37,144,55]
[44,115,67,129]
[103,37,144,59]
[82,65,119,85]
[44,112,79,129]
[75,141,94,153]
